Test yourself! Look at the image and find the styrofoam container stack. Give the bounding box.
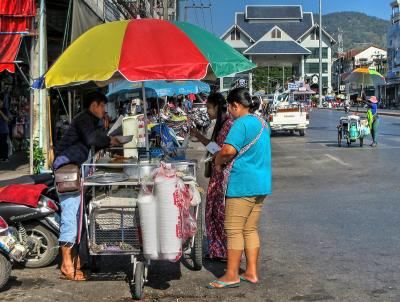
[138,193,159,260]
[154,175,182,261]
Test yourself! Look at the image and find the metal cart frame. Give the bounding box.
[337,115,364,147]
[81,150,203,299]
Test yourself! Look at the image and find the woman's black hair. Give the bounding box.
[251,96,261,113]
[207,92,227,141]
[227,87,260,113]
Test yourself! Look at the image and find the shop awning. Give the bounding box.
[0,0,35,16]
[0,0,35,73]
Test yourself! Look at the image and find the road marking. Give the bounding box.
[324,154,350,167]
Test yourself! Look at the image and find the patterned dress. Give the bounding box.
[206,117,233,259]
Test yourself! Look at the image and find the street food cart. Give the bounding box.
[337,114,369,147]
[81,149,203,299]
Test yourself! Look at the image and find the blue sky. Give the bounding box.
[182,0,394,36]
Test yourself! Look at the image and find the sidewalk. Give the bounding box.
[0,151,29,182]
[326,107,400,117]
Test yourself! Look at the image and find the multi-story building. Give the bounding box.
[332,45,387,93]
[220,5,336,94]
[386,0,400,106]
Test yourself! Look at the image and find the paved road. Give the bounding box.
[266,109,400,301]
[1,109,399,301]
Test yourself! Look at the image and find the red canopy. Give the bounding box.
[0,0,36,16]
[0,0,35,73]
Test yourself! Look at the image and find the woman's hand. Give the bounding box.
[215,164,222,173]
[189,126,199,138]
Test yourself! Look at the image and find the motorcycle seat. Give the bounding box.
[0,173,54,187]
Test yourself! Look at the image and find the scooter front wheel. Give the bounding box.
[24,223,58,268]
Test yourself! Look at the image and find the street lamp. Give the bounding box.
[319,0,323,107]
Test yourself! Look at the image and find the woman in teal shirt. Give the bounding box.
[208,88,272,289]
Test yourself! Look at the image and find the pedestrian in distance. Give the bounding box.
[0,95,11,162]
[190,93,233,261]
[367,96,380,147]
[54,91,120,281]
[207,87,271,289]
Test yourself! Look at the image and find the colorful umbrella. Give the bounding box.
[34,19,255,88]
[107,80,210,98]
[344,68,385,86]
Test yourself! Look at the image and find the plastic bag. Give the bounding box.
[188,181,202,206]
[176,179,197,243]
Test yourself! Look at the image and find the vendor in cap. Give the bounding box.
[367,96,380,147]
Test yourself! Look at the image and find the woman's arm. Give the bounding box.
[190,127,211,146]
[214,144,237,172]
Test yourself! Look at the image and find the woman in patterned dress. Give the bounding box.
[190,93,233,260]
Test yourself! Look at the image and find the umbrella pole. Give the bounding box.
[142,82,149,152]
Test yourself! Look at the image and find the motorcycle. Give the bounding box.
[0,173,60,268]
[0,215,27,290]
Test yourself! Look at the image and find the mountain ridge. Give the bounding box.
[316,11,390,54]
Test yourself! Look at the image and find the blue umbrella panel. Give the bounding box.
[107,80,210,98]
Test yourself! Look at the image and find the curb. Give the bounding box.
[319,108,400,118]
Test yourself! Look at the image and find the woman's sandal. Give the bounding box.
[206,280,240,289]
[239,275,258,284]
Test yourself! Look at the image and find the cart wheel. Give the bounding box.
[133,261,145,300]
[299,130,305,136]
[337,131,342,147]
[191,204,203,271]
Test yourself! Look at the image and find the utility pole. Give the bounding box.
[163,0,169,20]
[319,0,323,107]
[38,0,49,167]
[175,0,179,21]
[337,27,343,93]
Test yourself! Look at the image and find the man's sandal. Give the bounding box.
[206,280,240,289]
[60,270,88,281]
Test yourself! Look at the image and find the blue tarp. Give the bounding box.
[107,80,210,98]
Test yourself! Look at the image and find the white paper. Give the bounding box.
[108,115,123,136]
[206,142,221,154]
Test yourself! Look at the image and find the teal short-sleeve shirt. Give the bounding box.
[224,115,272,198]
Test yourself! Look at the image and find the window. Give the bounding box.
[311,29,319,40]
[304,63,328,74]
[308,48,328,59]
[230,28,240,41]
[271,28,282,39]
[322,76,328,88]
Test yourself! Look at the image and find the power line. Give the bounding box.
[209,4,214,34]
[200,2,207,30]
[185,0,211,29]
[192,0,200,26]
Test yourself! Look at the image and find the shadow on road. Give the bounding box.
[0,276,22,293]
[146,261,182,290]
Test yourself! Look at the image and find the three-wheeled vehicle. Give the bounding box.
[337,115,369,147]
